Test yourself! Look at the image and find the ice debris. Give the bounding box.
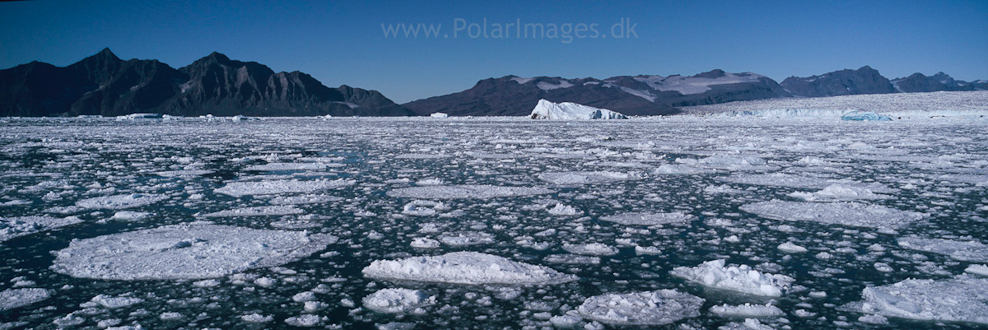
[577,290,703,325]
[671,260,795,297]
[362,252,578,285]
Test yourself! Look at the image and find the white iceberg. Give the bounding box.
[671,260,794,297]
[600,212,694,226]
[562,243,618,256]
[386,185,552,199]
[788,184,889,202]
[51,223,336,280]
[215,179,355,197]
[362,288,435,313]
[76,193,168,210]
[740,200,923,230]
[855,276,988,325]
[1,216,82,243]
[577,290,703,325]
[362,252,578,285]
[897,237,988,262]
[0,288,50,311]
[529,99,628,120]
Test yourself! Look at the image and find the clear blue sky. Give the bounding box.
[2,0,986,103]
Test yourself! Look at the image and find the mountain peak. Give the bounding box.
[693,69,726,79]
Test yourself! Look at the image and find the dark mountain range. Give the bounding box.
[0,49,412,117]
[403,69,791,116]
[891,72,980,93]
[780,66,896,97]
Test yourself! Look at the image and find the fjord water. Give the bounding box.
[1,116,987,329]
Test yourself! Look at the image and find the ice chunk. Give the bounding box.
[709,303,784,318]
[362,288,435,313]
[439,231,494,247]
[76,193,168,209]
[51,223,336,280]
[410,237,440,249]
[841,110,892,121]
[215,179,355,197]
[241,313,273,323]
[671,260,794,297]
[362,252,578,285]
[777,242,808,253]
[577,290,703,325]
[538,171,640,185]
[547,203,581,216]
[965,264,988,276]
[82,294,144,309]
[386,185,552,199]
[600,212,694,226]
[529,99,628,120]
[111,211,149,221]
[740,200,923,230]
[1,216,82,243]
[402,200,445,216]
[244,162,332,172]
[284,314,321,327]
[200,205,303,217]
[718,318,775,330]
[897,237,988,262]
[788,184,889,201]
[562,243,618,256]
[430,112,449,118]
[0,288,50,311]
[653,164,715,175]
[855,276,988,324]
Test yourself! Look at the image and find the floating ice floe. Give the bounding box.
[671,260,795,297]
[81,294,145,309]
[538,171,640,185]
[439,231,495,247]
[600,212,694,226]
[386,185,552,199]
[410,237,441,249]
[529,99,628,120]
[718,318,775,330]
[244,162,334,172]
[852,276,988,325]
[362,252,578,285]
[653,164,715,175]
[51,223,336,280]
[214,179,355,197]
[362,288,435,314]
[777,242,808,253]
[897,237,988,262]
[1,216,82,243]
[788,184,889,202]
[0,288,50,311]
[402,200,446,216]
[740,200,923,230]
[110,211,149,221]
[720,173,896,193]
[544,254,601,264]
[76,193,168,209]
[577,290,703,325]
[966,264,988,276]
[267,194,343,205]
[562,243,618,256]
[199,205,303,217]
[547,203,581,216]
[710,303,784,318]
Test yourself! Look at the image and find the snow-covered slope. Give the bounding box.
[529,99,628,120]
[681,91,988,118]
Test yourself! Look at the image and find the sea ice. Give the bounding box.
[76,193,168,209]
[965,264,988,276]
[386,185,552,199]
[362,252,578,285]
[788,184,889,201]
[709,303,784,318]
[0,288,50,311]
[740,200,923,230]
[562,243,618,256]
[897,237,988,262]
[1,216,82,243]
[600,212,694,226]
[777,242,808,253]
[538,171,640,185]
[671,260,795,297]
[51,223,336,280]
[214,179,354,197]
[199,205,303,217]
[362,288,435,313]
[855,276,988,324]
[577,290,703,325]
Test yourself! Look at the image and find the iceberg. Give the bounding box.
[362,288,435,314]
[577,290,704,325]
[51,223,336,280]
[529,99,628,120]
[671,260,794,297]
[853,276,988,325]
[362,252,578,285]
[841,110,892,121]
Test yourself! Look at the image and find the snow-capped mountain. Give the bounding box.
[529,99,628,120]
[0,49,413,117]
[403,69,790,117]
